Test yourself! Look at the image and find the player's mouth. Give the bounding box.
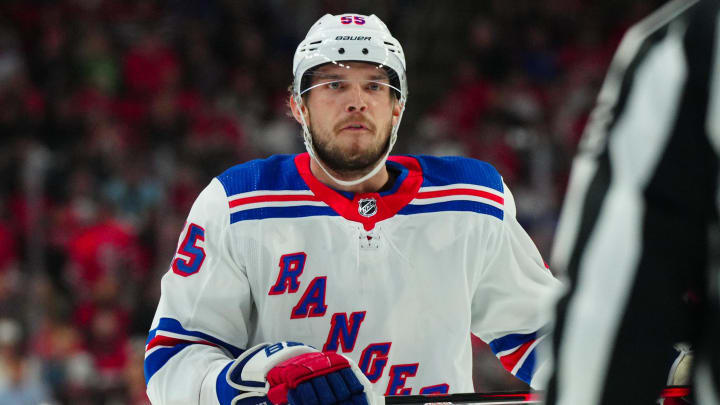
[341,123,370,131]
[335,116,375,134]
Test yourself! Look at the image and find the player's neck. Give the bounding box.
[309,158,389,194]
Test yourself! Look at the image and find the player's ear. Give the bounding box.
[289,95,308,125]
[391,100,403,126]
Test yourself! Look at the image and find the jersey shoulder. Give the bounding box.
[215,154,308,197]
[410,155,504,192]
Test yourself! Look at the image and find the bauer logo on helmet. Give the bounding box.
[335,36,371,41]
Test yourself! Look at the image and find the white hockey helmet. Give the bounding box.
[292,13,407,101]
[292,13,408,187]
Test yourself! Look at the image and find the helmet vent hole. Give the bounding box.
[338,48,345,54]
[362,48,368,55]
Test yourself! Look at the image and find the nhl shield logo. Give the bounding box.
[357,198,378,217]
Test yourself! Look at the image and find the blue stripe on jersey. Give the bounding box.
[398,200,503,220]
[145,343,193,384]
[413,155,504,192]
[217,155,308,197]
[230,205,339,224]
[147,318,244,356]
[144,318,245,384]
[488,331,538,354]
[515,347,537,385]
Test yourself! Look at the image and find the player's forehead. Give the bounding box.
[311,61,390,81]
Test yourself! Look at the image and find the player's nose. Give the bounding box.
[345,83,368,113]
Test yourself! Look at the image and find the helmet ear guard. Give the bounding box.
[291,13,408,188]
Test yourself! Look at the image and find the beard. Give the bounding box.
[309,119,392,176]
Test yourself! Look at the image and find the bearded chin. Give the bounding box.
[310,128,391,174]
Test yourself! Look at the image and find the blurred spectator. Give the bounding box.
[0,211,17,275]
[124,338,151,405]
[30,313,96,404]
[0,318,52,404]
[0,216,22,321]
[75,25,120,96]
[123,28,179,98]
[65,202,145,295]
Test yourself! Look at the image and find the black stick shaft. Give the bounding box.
[385,392,535,404]
[383,386,690,404]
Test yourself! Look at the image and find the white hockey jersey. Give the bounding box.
[144,153,561,404]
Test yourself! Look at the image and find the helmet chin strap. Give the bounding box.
[296,95,406,188]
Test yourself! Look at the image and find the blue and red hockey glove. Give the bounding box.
[219,342,374,405]
[267,351,369,405]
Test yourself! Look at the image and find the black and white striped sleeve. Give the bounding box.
[546,0,720,403]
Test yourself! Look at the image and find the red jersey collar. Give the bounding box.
[294,153,423,231]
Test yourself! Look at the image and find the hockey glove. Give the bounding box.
[221,341,374,405]
[267,351,369,405]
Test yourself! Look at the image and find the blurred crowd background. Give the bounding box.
[0,0,666,404]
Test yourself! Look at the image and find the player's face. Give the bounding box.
[301,62,401,173]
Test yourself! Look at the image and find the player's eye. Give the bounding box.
[367,82,381,91]
[327,81,342,90]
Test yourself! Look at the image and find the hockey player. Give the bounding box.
[144,13,561,405]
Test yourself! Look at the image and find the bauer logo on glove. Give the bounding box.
[224,342,374,405]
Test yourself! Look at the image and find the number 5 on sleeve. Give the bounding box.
[172,223,206,276]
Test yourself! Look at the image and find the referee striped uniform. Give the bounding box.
[547,0,720,404]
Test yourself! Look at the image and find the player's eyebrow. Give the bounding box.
[311,71,390,82]
[312,73,344,81]
[368,73,390,81]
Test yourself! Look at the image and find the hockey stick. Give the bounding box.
[384,391,537,404]
[383,386,691,404]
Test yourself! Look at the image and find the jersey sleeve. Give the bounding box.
[145,178,252,404]
[470,181,562,388]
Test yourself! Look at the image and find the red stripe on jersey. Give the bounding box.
[498,339,535,372]
[146,335,218,352]
[416,188,504,204]
[229,194,320,208]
